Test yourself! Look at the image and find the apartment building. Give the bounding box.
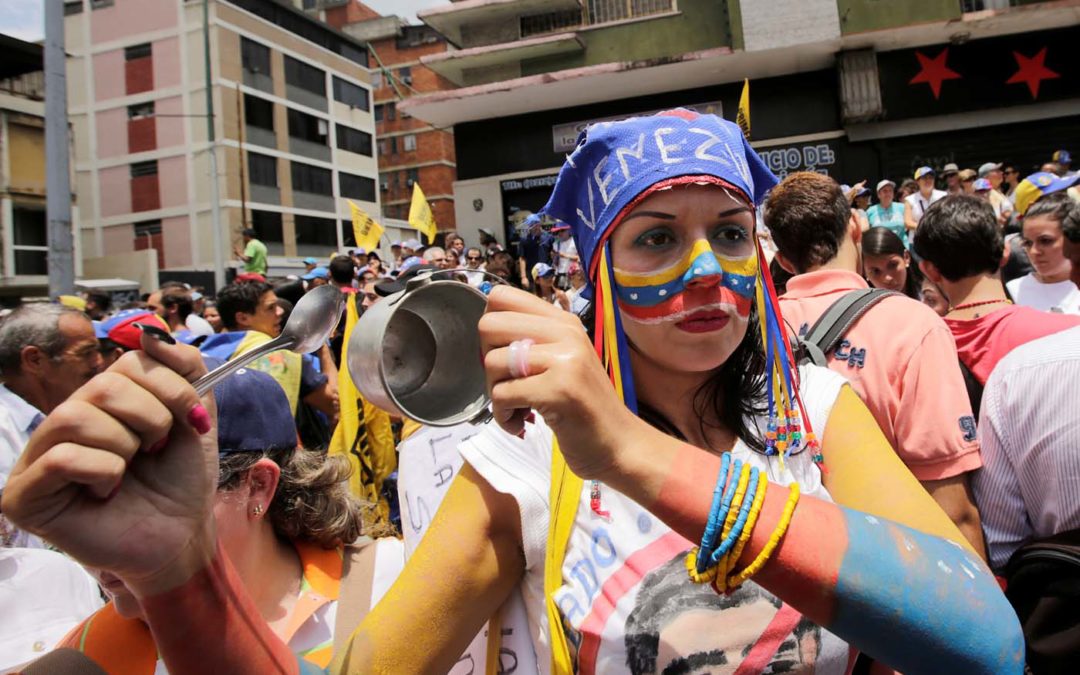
[0,35,69,301]
[401,0,1080,247]
[305,2,459,231]
[65,0,377,286]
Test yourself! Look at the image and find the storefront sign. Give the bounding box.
[758,141,839,178]
[501,174,559,192]
[551,101,724,153]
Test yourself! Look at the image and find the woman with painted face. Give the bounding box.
[2,113,1023,675]
[1007,192,1080,314]
[862,226,923,300]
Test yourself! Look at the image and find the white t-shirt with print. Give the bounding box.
[460,365,853,675]
[1007,274,1080,315]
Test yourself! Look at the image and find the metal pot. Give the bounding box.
[346,273,491,427]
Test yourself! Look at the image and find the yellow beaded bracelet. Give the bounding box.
[685,547,718,584]
[714,469,769,593]
[725,482,800,591]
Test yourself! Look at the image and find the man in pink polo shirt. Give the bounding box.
[765,172,985,558]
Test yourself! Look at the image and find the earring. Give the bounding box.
[252,504,263,517]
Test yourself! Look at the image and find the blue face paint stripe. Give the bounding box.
[830,509,1024,674]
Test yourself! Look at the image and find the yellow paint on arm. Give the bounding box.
[821,386,976,555]
[331,464,526,674]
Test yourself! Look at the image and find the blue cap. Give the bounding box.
[973,178,992,191]
[92,320,107,339]
[213,365,296,455]
[98,309,168,351]
[1052,149,1072,164]
[303,257,318,265]
[1014,171,1080,215]
[914,166,935,180]
[301,266,329,281]
[534,109,776,283]
[531,262,555,280]
[399,255,423,272]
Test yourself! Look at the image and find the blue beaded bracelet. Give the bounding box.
[698,457,741,572]
[709,466,761,566]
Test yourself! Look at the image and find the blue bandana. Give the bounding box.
[536,109,778,282]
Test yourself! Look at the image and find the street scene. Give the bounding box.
[1,0,1079,672]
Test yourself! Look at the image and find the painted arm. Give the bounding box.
[333,464,525,672]
[608,387,1024,675]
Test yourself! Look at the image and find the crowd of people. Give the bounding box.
[1,112,1079,674]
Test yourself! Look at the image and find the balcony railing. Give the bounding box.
[520,0,674,39]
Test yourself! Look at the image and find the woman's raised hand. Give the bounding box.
[1,334,219,597]
[479,285,645,479]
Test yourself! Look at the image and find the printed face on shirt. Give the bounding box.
[608,183,756,376]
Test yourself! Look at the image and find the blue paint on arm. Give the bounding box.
[830,509,1025,674]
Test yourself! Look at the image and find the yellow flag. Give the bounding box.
[408,182,437,244]
[737,78,751,139]
[328,295,396,526]
[348,200,383,252]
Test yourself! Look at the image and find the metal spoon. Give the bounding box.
[192,284,345,396]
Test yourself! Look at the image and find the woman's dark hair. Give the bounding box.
[861,226,923,300]
[1024,192,1080,241]
[579,302,768,454]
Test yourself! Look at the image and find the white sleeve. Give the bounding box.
[459,419,554,572]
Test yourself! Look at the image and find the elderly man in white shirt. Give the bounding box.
[0,304,103,548]
[972,324,1080,571]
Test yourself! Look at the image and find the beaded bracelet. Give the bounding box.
[719,463,752,544]
[713,467,769,593]
[726,482,801,591]
[698,457,742,571]
[708,465,760,567]
[697,453,732,569]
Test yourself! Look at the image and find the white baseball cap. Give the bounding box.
[876,179,896,193]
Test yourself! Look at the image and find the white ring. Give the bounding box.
[507,339,535,379]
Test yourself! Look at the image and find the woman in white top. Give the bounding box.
[1007,192,1080,314]
[2,113,1023,675]
[903,166,947,235]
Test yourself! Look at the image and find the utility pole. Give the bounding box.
[204,0,225,291]
[44,0,74,298]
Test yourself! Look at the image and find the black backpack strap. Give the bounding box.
[801,289,898,366]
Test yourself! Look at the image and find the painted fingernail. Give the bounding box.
[186,404,212,435]
[135,322,176,345]
[146,436,168,454]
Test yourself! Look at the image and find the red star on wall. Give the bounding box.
[1006,47,1060,99]
[909,48,962,99]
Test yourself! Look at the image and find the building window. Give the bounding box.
[290,162,332,195]
[294,215,338,251]
[248,152,277,187]
[284,55,326,98]
[403,134,417,152]
[379,172,392,191]
[127,101,155,119]
[124,43,152,61]
[302,0,316,9]
[13,207,49,275]
[371,70,383,90]
[332,76,369,110]
[336,125,372,156]
[398,66,412,86]
[406,168,419,187]
[250,210,284,254]
[287,109,328,145]
[90,0,114,9]
[374,102,395,122]
[241,37,271,75]
[130,160,158,177]
[244,95,274,131]
[339,172,376,202]
[134,220,162,238]
[64,2,84,15]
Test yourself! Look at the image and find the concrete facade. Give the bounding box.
[65,0,377,285]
